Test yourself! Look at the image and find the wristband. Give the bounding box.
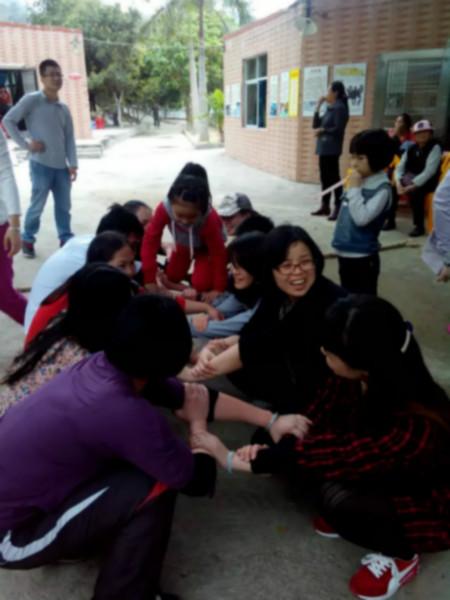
[226,450,235,474]
[265,412,279,431]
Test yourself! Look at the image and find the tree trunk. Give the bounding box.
[114,92,123,127]
[197,0,209,142]
[188,41,200,133]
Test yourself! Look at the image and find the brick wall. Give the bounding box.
[224,0,450,183]
[0,22,91,139]
[298,0,450,182]
[224,9,302,181]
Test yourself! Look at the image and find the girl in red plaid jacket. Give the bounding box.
[193,295,450,600]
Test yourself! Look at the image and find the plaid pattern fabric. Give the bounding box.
[294,377,450,553]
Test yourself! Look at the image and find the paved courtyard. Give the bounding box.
[0,123,449,599]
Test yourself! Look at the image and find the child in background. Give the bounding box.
[332,129,395,295]
[395,120,442,237]
[141,163,227,302]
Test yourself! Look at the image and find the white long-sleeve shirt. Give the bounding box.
[0,129,20,225]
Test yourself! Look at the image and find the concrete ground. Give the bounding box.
[0,122,449,599]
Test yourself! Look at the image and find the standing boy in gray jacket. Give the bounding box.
[4,58,78,258]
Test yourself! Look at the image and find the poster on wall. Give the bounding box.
[269,75,279,117]
[225,85,231,116]
[333,63,367,116]
[280,71,289,117]
[288,68,300,117]
[302,65,328,116]
[231,83,241,117]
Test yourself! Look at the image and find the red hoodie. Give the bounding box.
[141,201,228,291]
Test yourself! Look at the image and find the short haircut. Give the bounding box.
[123,199,151,215]
[235,213,274,236]
[87,231,129,264]
[105,294,192,380]
[264,225,324,277]
[39,59,60,76]
[168,174,210,215]
[349,129,396,172]
[96,204,144,237]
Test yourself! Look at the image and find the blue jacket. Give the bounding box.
[332,175,392,255]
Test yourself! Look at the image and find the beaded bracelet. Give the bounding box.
[226,450,235,474]
[265,412,279,431]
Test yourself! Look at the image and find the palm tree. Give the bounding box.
[144,0,252,141]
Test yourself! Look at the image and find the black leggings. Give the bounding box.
[318,481,414,559]
[319,155,343,209]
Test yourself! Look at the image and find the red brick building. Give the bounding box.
[0,21,91,139]
[224,0,450,183]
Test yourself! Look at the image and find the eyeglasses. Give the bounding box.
[42,72,63,79]
[276,259,315,275]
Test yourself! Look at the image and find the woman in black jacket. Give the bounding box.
[181,225,346,414]
[311,81,349,221]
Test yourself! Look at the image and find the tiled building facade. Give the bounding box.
[224,0,450,183]
[0,21,91,139]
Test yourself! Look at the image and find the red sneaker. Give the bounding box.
[349,553,419,599]
[313,515,340,538]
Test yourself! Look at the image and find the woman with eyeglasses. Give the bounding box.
[180,225,346,414]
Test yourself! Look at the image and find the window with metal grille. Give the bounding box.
[243,55,267,128]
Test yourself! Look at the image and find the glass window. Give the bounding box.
[244,54,267,128]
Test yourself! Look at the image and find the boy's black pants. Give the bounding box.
[338,253,380,295]
[0,467,176,600]
[409,187,428,230]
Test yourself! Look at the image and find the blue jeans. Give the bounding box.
[24,161,73,244]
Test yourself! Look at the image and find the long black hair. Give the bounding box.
[323,295,450,432]
[168,174,210,215]
[86,231,130,264]
[175,162,211,199]
[228,232,265,307]
[330,80,348,110]
[4,264,134,386]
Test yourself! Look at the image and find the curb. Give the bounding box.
[183,128,224,150]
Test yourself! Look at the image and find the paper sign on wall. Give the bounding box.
[303,65,328,116]
[288,68,300,117]
[280,71,289,117]
[333,63,367,116]
[225,85,231,116]
[230,83,241,117]
[269,75,279,117]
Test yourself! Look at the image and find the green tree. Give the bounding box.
[30,0,142,125]
[143,0,252,139]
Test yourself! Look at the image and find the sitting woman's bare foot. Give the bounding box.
[175,383,209,433]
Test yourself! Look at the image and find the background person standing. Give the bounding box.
[311,81,349,221]
[0,128,26,324]
[4,59,78,258]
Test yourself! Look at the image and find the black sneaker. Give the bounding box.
[408,227,425,238]
[22,240,36,258]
